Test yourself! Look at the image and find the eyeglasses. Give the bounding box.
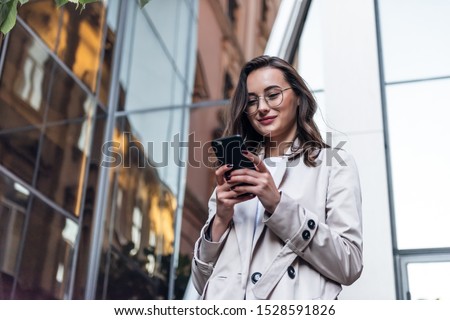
[244,87,292,115]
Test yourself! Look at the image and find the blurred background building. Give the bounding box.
[0,0,449,300]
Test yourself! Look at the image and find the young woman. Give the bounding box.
[191,55,363,299]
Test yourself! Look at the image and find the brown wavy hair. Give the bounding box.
[223,55,328,167]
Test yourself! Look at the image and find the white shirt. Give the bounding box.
[252,156,287,239]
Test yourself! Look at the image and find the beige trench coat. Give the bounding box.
[191,148,363,299]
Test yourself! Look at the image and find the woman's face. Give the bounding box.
[245,67,298,144]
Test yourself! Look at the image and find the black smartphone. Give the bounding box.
[211,135,256,198]
[211,134,255,171]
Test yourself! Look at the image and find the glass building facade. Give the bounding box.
[296,0,450,300]
[376,0,450,299]
[0,0,197,299]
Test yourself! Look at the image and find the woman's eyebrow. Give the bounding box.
[248,85,282,95]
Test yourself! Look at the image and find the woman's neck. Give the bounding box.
[264,129,297,157]
[264,140,292,157]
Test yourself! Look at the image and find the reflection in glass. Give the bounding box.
[71,115,105,299]
[379,0,450,82]
[407,262,450,300]
[0,24,43,185]
[97,120,179,299]
[35,111,95,216]
[0,174,29,299]
[117,110,184,193]
[18,0,61,52]
[0,23,50,127]
[45,61,96,123]
[96,0,119,107]
[386,80,450,249]
[15,197,78,299]
[118,1,185,112]
[0,128,40,185]
[19,0,107,93]
[144,0,194,75]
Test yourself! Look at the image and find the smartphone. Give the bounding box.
[211,134,255,171]
[211,135,255,197]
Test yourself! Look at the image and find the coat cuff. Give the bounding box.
[263,191,318,254]
[195,217,231,264]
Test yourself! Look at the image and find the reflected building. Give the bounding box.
[0,0,280,299]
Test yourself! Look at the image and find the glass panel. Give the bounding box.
[15,197,78,299]
[35,111,95,216]
[0,23,50,127]
[45,60,96,123]
[0,173,29,299]
[386,80,450,249]
[379,0,450,82]
[119,110,183,192]
[144,0,179,63]
[118,1,182,112]
[144,0,196,79]
[0,21,42,185]
[18,0,60,52]
[97,0,120,107]
[19,0,106,93]
[71,114,105,299]
[407,262,450,300]
[56,2,106,93]
[98,164,177,299]
[97,110,184,299]
[178,1,197,91]
[0,127,40,185]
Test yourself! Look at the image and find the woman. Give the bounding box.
[191,55,363,299]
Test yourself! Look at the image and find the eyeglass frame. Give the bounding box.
[244,87,292,115]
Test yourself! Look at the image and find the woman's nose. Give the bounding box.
[257,98,271,112]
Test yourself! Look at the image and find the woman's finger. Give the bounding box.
[215,164,234,185]
[242,150,268,173]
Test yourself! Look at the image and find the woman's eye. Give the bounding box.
[247,99,258,106]
[266,92,280,100]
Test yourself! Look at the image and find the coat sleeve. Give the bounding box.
[190,189,231,295]
[263,149,363,285]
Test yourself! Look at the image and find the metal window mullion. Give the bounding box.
[84,1,128,300]
[168,0,197,300]
[373,0,401,299]
[0,32,11,76]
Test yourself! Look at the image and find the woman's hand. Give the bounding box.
[211,164,256,241]
[228,151,281,214]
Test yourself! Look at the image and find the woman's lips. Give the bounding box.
[258,116,277,125]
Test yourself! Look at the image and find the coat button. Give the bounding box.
[251,272,262,284]
[307,219,316,230]
[302,230,311,240]
[287,266,296,279]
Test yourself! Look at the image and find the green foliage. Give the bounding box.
[0,0,20,35]
[0,0,152,35]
